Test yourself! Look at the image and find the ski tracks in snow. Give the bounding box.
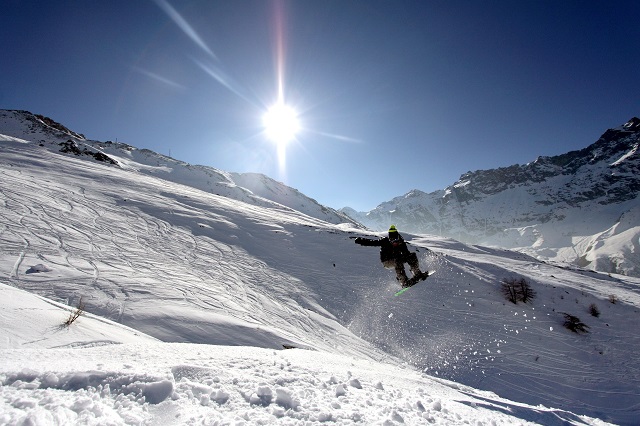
[1,153,366,356]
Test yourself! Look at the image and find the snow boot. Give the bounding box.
[396,273,410,287]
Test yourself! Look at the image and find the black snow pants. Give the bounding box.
[393,252,420,284]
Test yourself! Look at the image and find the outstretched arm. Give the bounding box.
[354,237,382,247]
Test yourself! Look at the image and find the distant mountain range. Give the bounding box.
[342,117,640,277]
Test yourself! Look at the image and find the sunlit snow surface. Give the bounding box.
[0,284,605,425]
[1,112,638,424]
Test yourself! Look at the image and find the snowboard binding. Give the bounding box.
[402,270,430,288]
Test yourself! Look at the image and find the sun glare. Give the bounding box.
[263,102,299,146]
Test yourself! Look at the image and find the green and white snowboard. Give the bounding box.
[394,270,435,297]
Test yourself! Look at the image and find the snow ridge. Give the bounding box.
[0,109,359,228]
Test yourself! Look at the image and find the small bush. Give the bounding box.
[562,313,589,334]
[64,298,85,326]
[608,294,617,304]
[501,279,519,304]
[501,277,536,304]
[518,279,536,303]
[588,303,600,317]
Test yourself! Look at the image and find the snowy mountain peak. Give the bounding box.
[620,116,640,131]
[0,109,85,142]
[344,116,640,277]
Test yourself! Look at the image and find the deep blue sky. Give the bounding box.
[2,1,639,211]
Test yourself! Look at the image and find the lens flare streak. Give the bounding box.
[153,0,216,59]
[192,58,255,105]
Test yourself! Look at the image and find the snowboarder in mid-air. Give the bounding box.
[354,225,429,288]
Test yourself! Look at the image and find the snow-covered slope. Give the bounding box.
[1,110,639,424]
[2,285,602,425]
[0,109,358,228]
[0,282,159,349]
[344,118,640,277]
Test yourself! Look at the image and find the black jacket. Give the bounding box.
[355,234,411,263]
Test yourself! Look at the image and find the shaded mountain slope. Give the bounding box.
[345,117,640,277]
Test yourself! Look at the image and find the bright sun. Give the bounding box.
[263,102,299,146]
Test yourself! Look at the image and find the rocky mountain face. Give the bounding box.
[0,109,359,227]
[344,118,640,277]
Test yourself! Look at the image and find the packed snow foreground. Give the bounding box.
[0,284,607,425]
[1,110,638,424]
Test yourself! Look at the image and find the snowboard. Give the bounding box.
[394,270,435,297]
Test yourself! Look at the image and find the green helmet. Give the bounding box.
[388,225,398,233]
